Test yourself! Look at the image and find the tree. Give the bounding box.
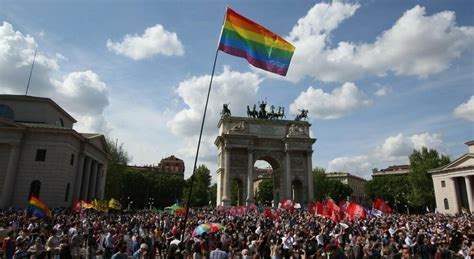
[104,138,130,200]
[326,180,352,203]
[182,165,212,207]
[313,167,327,202]
[408,147,450,210]
[312,167,353,203]
[255,179,273,206]
[365,175,410,210]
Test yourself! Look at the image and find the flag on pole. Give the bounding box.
[373,198,393,214]
[108,198,122,210]
[218,8,295,76]
[27,196,52,220]
[92,199,109,213]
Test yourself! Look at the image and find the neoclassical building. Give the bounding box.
[430,140,474,214]
[0,95,109,209]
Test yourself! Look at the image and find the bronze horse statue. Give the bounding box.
[295,109,308,121]
[247,104,257,118]
[221,103,231,118]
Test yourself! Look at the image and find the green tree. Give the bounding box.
[408,147,450,209]
[312,167,353,203]
[326,180,353,203]
[255,179,273,206]
[182,165,212,207]
[365,175,410,210]
[313,167,327,201]
[104,138,130,200]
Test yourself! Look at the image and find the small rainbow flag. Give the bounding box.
[27,196,52,220]
[218,8,295,76]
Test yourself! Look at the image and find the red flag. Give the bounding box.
[347,202,367,220]
[374,198,393,214]
[325,199,340,212]
[280,199,295,212]
[73,200,80,212]
[264,208,281,220]
[331,210,340,222]
[316,201,324,215]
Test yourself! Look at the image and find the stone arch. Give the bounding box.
[215,116,316,206]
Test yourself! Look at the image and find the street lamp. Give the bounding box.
[148,197,155,210]
[127,196,131,210]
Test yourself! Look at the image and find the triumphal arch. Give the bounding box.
[215,103,316,206]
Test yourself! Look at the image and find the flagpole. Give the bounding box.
[182,8,227,240]
[25,49,37,96]
[182,47,220,237]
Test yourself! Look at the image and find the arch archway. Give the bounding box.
[215,116,316,206]
[231,178,244,206]
[29,180,41,199]
[291,179,303,204]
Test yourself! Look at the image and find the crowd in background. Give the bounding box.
[1,207,473,259]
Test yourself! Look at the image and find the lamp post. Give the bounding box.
[127,196,131,210]
[148,197,155,210]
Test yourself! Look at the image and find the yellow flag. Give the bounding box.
[108,198,122,210]
[92,199,109,212]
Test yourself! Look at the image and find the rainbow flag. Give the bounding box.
[27,196,52,220]
[218,8,295,76]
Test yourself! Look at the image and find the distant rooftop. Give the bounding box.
[326,172,367,182]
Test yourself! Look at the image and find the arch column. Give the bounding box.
[221,148,231,206]
[246,149,254,205]
[284,151,291,200]
[307,150,314,203]
[0,144,21,209]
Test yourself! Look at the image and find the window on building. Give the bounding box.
[70,154,75,165]
[65,183,70,201]
[444,198,449,210]
[441,180,446,187]
[29,180,41,199]
[35,149,47,161]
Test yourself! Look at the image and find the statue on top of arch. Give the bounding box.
[246,100,286,120]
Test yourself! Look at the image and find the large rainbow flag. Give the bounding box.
[218,8,295,76]
[27,196,52,220]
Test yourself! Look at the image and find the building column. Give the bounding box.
[72,152,85,203]
[88,161,99,201]
[98,164,107,199]
[80,157,92,201]
[465,176,474,212]
[285,151,291,200]
[307,150,314,203]
[449,177,460,213]
[0,144,21,209]
[94,164,103,199]
[221,148,231,206]
[246,149,254,205]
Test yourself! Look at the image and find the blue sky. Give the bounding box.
[1,0,473,179]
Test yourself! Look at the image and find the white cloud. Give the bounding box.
[328,132,445,178]
[107,24,184,60]
[53,71,109,133]
[327,155,372,178]
[289,82,371,120]
[374,85,392,97]
[453,96,474,122]
[0,21,108,133]
[167,67,262,176]
[285,3,474,82]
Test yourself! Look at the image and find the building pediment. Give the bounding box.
[82,133,109,155]
[430,154,474,174]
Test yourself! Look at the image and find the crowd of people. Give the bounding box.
[1,207,473,259]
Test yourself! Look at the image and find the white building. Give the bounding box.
[0,95,109,209]
[430,141,474,214]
